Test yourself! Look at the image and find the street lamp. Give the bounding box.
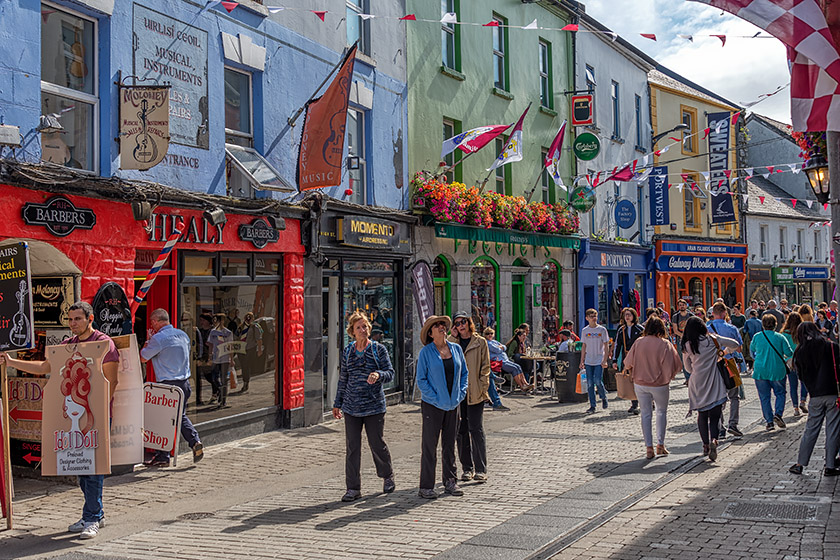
[804,156,830,204]
[652,123,689,147]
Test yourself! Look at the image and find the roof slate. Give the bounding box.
[745,175,826,220]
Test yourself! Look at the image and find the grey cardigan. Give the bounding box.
[683,335,740,413]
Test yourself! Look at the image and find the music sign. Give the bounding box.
[0,242,34,352]
[120,86,170,170]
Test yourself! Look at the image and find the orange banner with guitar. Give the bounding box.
[297,44,358,190]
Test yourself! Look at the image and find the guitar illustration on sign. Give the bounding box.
[133,98,159,165]
[10,280,31,348]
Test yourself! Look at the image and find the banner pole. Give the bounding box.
[288,43,356,128]
[434,150,477,179]
[525,164,547,203]
[1,362,13,529]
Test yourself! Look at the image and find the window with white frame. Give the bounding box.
[346,0,369,55]
[815,230,822,262]
[40,3,97,171]
[346,107,366,205]
[797,229,804,260]
[611,81,620,138]
[760,225,768,259]
[585,65,596,125]
[224,68,252,147]
[779,227,787,260]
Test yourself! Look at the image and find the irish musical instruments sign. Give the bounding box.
[0,242,34,352]
[120,85,170,170]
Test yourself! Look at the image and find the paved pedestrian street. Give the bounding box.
[3,381,838,560]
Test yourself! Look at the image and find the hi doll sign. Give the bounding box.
[40,341,111,476]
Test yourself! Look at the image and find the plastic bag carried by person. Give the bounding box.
[576,371,587,394]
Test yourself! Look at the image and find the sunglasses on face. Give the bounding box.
[432,321,447,329]
[454,319,468,327]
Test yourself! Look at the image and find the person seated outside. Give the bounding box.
[489,328,534,393]
[557,329,573,352]
[563,320,580,342]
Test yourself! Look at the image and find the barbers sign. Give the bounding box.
[22,196,96,237]
[238,218,279,249]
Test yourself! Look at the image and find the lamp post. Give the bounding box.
[804,155,830,204]
[652,123,689,147]
[827,132,840,298]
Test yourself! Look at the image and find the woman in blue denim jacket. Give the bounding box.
[332,311,395,502]
[415,315,469,499]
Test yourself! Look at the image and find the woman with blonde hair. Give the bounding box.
[798,304,815,323]
[332,311,395,502]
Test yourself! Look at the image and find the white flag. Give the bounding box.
[523,19,538,30]
[441,12,457,24]
[487,105,530,171]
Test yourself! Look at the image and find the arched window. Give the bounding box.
[471,257,498,332]
[705,278,712,309]
[688,277,702,308]
[432,255,451,317]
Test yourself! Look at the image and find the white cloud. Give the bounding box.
[583,0,792,123]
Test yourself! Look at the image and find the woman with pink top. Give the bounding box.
[623,316,683,459]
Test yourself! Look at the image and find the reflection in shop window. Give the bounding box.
[184,255,216,276]
[688,277,702,308]
[471,259,496,331]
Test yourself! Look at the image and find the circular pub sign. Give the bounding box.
[573,133,601,161]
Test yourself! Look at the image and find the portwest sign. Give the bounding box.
[338,216,400,250]
[648,166,669,226]
[573,132,600,161]
[772,266,830,284]
[657,256,743,273]
[238,218,279,249]
[22,196,96,237]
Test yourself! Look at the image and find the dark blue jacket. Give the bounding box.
[333,340,394,417]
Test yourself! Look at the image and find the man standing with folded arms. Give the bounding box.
[141,308,204,467]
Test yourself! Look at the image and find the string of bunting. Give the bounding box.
[208,1,774,44]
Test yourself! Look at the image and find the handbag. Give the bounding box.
[616,369,637,400]
[762,331,791,375]
[711,337,738,390]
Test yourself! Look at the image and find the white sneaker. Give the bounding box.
[79,521,100,539]
[69,518,105,533]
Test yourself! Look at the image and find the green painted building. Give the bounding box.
[408,0,581,349]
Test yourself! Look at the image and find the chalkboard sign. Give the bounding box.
[92,282,132,337]
[0,242,34,351]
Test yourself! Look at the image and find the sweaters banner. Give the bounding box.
[707,111,736,224]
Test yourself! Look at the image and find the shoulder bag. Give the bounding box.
[762,331,791,375]
[710,336,740,389]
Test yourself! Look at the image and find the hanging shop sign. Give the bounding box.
[32,277,74,328]
[772,266,831,284]
[119,85,170,170]
[614,200,637,229]
[748,267,771,282]
[411,261,435,326]
[22,196,96,237]
[238,218,279,249]
[337,216,400,250]
[648,166,669,226]
[133,5,208,149]
[657,255,744,273]
[0,242,34,352]
[571,94,594,126]
[92,282,132,337]
[573,132,600,161]
[707,111,736,224]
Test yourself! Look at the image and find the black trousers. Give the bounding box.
[420,401,459,490]
[344,413,393,491]
[457,400,487,474]
[697,404,723,445]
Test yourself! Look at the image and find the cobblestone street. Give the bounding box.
[3,380,837,560]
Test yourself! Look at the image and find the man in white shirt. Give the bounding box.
[579,309,610,413]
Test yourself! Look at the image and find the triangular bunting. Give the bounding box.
[730,112,741,126]
[608,32,618,42]
[741,194,749,203]
[702,127,711,139]
[711,34,726,46]
[676,184,684,192]
[792,199,798,208]
[359,14,375,20]
[759,196,765,204]
[221,1,238,13]
[806,200,814,208]
[561,23,578,31]
[790,163,801,174]
[312,10,327,21]
[399,14,416,20]
[745,167,753,177]
[825,203,830,211]
[678,34,694,42]
[762,173,770,179]
[724,170,732,178]
[483,20,499,27]
[523,19,538,30]
[640,33,656,41]
[766,166,775,174]
[441,12,457,24]
[267,6,284,13]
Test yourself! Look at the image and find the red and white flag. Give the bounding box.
[488,105,531,171]
[441,124,511,159]
[690,0,840,131]
[544,120,567,190]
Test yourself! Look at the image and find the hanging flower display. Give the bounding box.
[791,131,827,161]
[411,172,580,235]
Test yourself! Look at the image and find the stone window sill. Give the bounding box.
[440,65,465,81]
[492,87,513,101]
[539,105,557,117]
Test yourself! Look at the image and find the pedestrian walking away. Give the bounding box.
[789,322,840,477]
[140,308,205,467]
[580,308,610,413]
[613,307,644,415]
[416,315,469,499]
[332,311,395,502]
[682,317,740,462]
[622,316,682,459]
[781,313,807,417]
[671,299,691,383]
[750,314,793,431]
[449,311,491,483]
[707,302,746,438]
[0,301,120,539]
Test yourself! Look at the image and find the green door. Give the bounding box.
[512,274,525,330]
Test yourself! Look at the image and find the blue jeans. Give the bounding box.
[786,371,804,406]
[754,378,786,424]
[585,364,607,409]
[488,372,502,407]
[154,379,201,461]
[79,474,104,522]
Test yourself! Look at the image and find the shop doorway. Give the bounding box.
[512,274,526,330]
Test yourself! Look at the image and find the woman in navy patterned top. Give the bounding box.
[332,311,395,502]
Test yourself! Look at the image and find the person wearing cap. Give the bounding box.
[415,315,469,499]
[448,311,491,483]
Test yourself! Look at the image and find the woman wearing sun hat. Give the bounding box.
[416,314,469,499]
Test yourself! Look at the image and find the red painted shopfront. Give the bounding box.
[0,183,306,433]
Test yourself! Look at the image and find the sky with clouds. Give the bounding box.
[583,0,791,124]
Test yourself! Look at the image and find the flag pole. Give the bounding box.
[525,164,547,202]
[434,150,478,180]
[477,168,495,194]
[288,42,357,128]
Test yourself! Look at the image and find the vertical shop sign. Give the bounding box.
[120,85,170,170]
[0,242,34,352]
[412,261,435,325]
[133,5,209,149]
[707,112,736,224]
[648,166,669,226]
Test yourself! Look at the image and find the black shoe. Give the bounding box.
[444,481,464,496]
[789,464,803,475]
[586,407,596,414]
[774,414,787,429]
[628,406,639,415]
[383,477,395,494]
[728,426,743,438]
[341,490,362,502]
[493,404,511,411]
[418,488,437,499]
[824,467,840,477]
[602,400,609,410]
[766,423,775,431]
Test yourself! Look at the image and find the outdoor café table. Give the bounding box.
[519,354,556,394]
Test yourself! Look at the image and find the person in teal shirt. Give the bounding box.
[751,314,793,431]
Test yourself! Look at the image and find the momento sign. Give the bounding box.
[571,94,594,126]
[133,5,209,149]
[119,85,170,170]
[238,218,279,249]
[32,277,73,328]
[573,132,600,161]
[22,196,96,237]
[337,216,400,250]
[707,111,736,224]
[0,242,34,352]
[92,282,132,337]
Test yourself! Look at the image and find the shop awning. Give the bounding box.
[0,238,81,276]
[433,223,581,249]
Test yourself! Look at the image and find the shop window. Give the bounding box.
[226,144,294,197]
[441,0,460,71]
[40,4,97,171]
[224,68,252,147]
[539,39,552,109]
[255,257,280,276]
[184,255,216,277]
[683,172,701,231]
[222,255,250,277]
[471,258,497,332]
[432,255,451,317]
[346,0,370,55]
[347,107,367,205]
[492,13,508,91]
[681,105,698,155]
[442,118,463,183]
